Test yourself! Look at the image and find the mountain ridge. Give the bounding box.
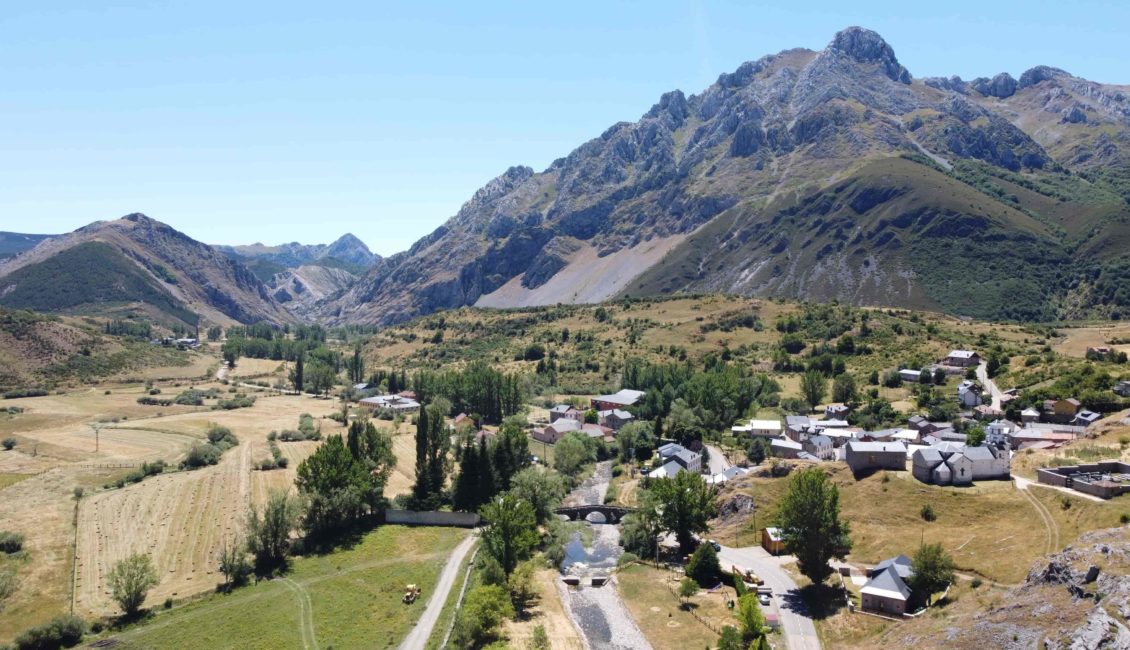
[314,26,1130,326]
[0,213,291,326]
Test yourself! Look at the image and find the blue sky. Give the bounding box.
[1,1,1126,255]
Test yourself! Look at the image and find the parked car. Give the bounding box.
[758,593,771,606]
[708,539,721,552]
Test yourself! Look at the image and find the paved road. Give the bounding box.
[717,544,822,650]
[704,444,732,475]
[975,361,1004,410]
[398,533,477,650]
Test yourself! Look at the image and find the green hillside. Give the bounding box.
[0,241,196,325]
[625,156,1130,322]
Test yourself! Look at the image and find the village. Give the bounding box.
[409,345,1130,626]
[4,297,1130,650]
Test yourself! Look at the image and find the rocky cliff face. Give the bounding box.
[317,26,1130,326]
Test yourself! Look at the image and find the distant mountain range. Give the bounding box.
[215,234,378,280]
[315,26,1130,325]
[0,220,379,327]
[5,27,1130,327]
[0,232,55,260]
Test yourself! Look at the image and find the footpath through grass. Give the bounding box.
[104,525,467,650]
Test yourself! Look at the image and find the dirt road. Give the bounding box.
[398,532,476,650]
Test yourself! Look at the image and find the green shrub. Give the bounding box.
[686,542,722,586]
[13,615,85,650]
[2,437,15,450]
[3,389,48,399]
[214,395,256,410]
[971,578,983,588]
[181,443,222,468]
[205,424,239,450]
[616,552,639,568]
[920,504,937,522]
[0,531,26,553]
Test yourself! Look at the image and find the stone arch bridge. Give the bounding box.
[554,504,636,524]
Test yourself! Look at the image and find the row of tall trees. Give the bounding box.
[451,417,530,511]
[411,400,452,509]
[412,362,525,425]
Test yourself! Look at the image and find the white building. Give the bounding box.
[732,418,783,438]
[359,394,421,413]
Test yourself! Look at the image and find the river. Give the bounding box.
[559,460,652,650]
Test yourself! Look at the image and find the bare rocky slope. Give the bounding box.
[316,26,1130,326]
[894,526,1130,650]
[267,264,358,319]
[0,214,290,327]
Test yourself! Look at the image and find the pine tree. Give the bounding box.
[412,406,431,504]
[475,437,497,507]
[293,355,305,392]
[452,438,480,511]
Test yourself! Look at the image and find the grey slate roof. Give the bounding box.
[913,448,943,466]
[961,446,997,461]
[845,441,907,453]
[873,554,913,579]
[862,566,912,600]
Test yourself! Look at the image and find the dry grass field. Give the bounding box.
[0,377,373,642]
[501,568,585,650]
[1053,323,1130,357]
[617,563,741,650]
[74,441,252,614]
[712,463,1129,585]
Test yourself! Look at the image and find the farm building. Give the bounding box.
[359,394,420,413]
[1115,381,1130,397]
[957,380,982,408]
[771,437,803,459]
[532,418,580,444]
[861,555,914,615]
[844,441,907,475]
[1073,410,1102,428]
[825,403,850,419]
[899,369,922,383]
[944,350,981,367]
[1008,423,1085,450]
[597,409,633,430]
[591,389,645,411]
[549,404,581,422]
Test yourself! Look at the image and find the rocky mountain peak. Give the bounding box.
[971,72,1019,98]
[325,233,377,265]
[826,26,911,84]
[1019,65,1070,89]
